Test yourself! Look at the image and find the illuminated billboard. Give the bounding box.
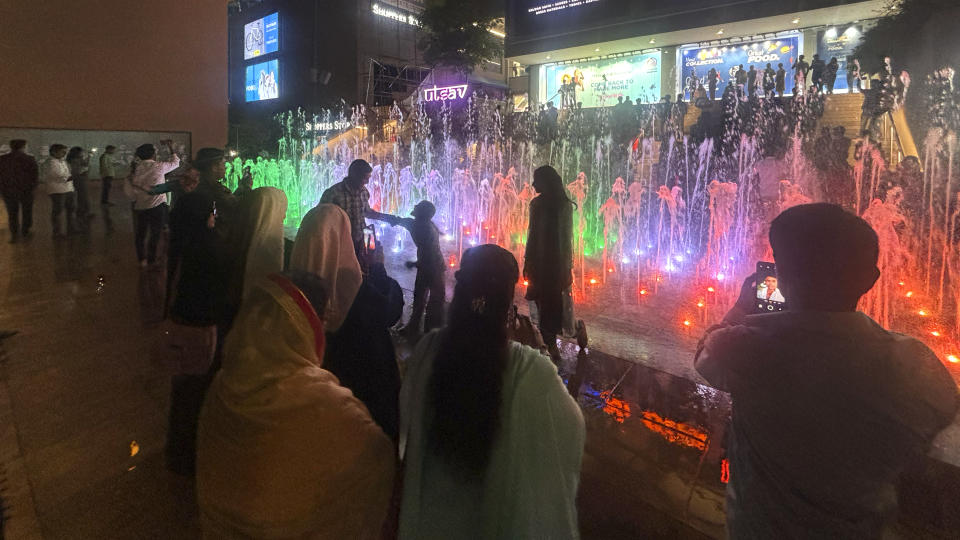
[245,59,280,102]
[678,35,801,99]
[540,51,661,108]
[816,26,862,93]
[244,12,279,60]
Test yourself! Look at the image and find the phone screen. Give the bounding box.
[755,261,787,313]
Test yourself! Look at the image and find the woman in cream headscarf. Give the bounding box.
[290,204,404,439]
[232,186,288,304]
[197,271,395,539]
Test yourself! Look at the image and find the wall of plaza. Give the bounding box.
[0,1,228,151]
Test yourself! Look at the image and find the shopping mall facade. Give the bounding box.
[505,0,887,109]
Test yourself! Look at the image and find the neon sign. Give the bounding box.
[421,84,468,102]
[372,4,420,26]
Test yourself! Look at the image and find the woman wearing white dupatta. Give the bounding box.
[197,272,395,539]
[399,244,585,539]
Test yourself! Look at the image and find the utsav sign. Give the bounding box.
[421,84,469,102]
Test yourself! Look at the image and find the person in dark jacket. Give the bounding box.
[163,147,241,475]
[0,140,39,242]
[524,165,574,362]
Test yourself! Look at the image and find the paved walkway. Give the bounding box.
[0,188,708,539]
[0,191,198,539]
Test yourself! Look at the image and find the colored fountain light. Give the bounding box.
[240,80,960,378]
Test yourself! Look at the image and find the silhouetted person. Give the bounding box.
[524,165,574,362]
[810,54,826,91]
[763,63,776,98]
[792,55,809,92]
[99,145,118,206]
[824,57,839,94]
[396,200,446,339]
[775,63,786,97]
[707,67,720,100]
[0,139,38,242]
[735,64,748,97]
[67,146,93,229]
[695,204,958,539]
[746,65,757,98]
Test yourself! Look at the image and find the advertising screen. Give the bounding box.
[541,51,661,108]
[816,26,862,93]
[244,12,279,60]
[245,59,280,102]
[678,34,801,99]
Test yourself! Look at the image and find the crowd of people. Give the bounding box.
[2,136,958,538]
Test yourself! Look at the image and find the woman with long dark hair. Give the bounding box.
[399,244,584,538]
[524,165,575,361]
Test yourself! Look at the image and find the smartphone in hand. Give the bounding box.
[755,261,787,313]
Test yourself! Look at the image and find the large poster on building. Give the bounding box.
[679,35,801,99]
[244,12,279,60]
[245,59,280,102]
[541,51,661,108]
[816,25,862,93]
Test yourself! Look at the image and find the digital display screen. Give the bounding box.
[244,12,279,60]
[757,275,785,303]
[541,51,661,108]
[679,35,801,100]
[816,26,862,93]
[245,59,280,102]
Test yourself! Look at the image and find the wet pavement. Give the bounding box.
[0,191,958,538]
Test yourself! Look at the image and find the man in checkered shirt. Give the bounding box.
[320,159,399,266]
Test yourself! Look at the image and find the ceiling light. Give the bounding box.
[545,55,551,60]
[649,38,656,44]
[791,18,800,24]
[716,29,724,35]
[594,47,600,52]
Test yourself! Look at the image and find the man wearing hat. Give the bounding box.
[319,158,400,267]
[164,146,240,475]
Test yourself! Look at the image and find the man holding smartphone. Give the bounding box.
[695,204,958,538]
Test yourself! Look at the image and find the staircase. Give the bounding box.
[815,93,913,167]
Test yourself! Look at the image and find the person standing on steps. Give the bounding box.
[707,67,721,101]
[40,144,76,238]
[0,139,39,243]
[99,145,118,206]
[776,63,786,97]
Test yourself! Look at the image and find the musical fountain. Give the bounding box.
[226,74,960,382]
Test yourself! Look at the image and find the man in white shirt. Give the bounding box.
[39,144,76,237]
[131,141,179,267]
[695,203,958,538]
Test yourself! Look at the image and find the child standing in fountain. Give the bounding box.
[396,200,445,339]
